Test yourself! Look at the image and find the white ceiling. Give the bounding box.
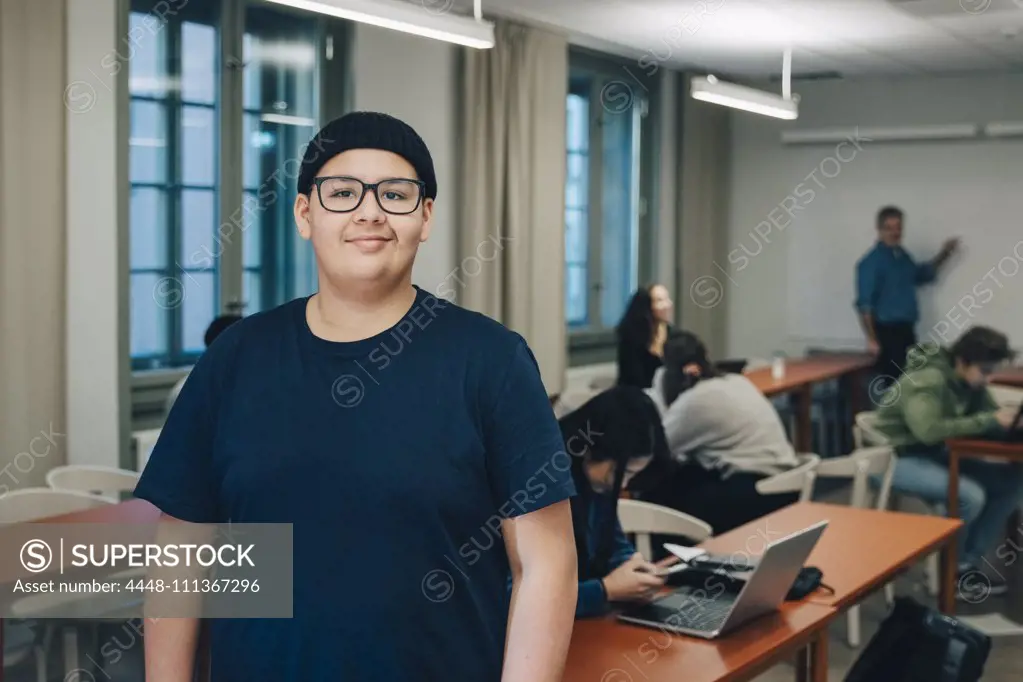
[454,0,1023,77]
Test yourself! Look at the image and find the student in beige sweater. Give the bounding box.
[641,331,800,534]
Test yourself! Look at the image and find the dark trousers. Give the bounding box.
[874,322,917,387]
[639,463,799,559]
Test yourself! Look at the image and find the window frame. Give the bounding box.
[127,0,351,373]
[565,48,659,367]
[128,0,221,371]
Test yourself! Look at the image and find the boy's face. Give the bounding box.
[956,359,996,388]
[294,149,433,288]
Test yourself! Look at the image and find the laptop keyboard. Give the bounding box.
[644,591,736,633]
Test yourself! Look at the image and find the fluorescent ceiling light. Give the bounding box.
[985,121,1023,138]
[781,124,978,145]
[691,75,798,120]
[261,113,318,127]
[264,0,495,49]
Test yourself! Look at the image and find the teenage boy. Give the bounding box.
[875,326,1023,596]
[135,112,578,681]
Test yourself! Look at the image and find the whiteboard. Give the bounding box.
[786,138,1023,349]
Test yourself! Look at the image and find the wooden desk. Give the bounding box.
[563,601,836,682]
[698,502,961,612]
[744,355,874,453]
[939,438,1023,614]
[991,368,1023,389]
[0,500,203,682]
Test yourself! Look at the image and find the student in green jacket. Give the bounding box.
[875,326,1022,597]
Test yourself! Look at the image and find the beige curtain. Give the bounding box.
[676,72,731,358]
[0,0,67,485]
[459,20,568,396]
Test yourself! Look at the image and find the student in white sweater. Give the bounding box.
[641,331,800,535]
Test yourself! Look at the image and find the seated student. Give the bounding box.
[641,331,801,534]
[874,325,1023,596]
[556,385,674,618]
[615,284,674,389]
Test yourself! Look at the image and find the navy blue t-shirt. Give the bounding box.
[133,286,575,682]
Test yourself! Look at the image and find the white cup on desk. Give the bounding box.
[771,352,786,380]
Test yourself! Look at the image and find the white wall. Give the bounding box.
[351,24,458,294]
[725,72,1023,359]
[66,0,129,468]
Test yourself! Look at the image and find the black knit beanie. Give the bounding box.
[296,111,437,200]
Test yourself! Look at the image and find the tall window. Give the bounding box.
[129,0,222,369]
[564,51,655,361]
[242,6,320,314]
[129,0,345,369]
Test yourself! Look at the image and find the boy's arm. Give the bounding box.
[503,501,577,682]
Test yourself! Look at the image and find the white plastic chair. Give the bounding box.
[814,446,897,647]
[855,411,940,599]
[617,499,713,558]
[755,453,820,502]
[0,489,114,682]
[133,428,162,472]
[854,410,889,449]
[46,465,140,503]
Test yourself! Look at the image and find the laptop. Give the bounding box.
[985,402,1023,442]
[616,520,828,639]
[716,359,748,374]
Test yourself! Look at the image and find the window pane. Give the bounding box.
[130,100,167,184]
[243,113,265,191]
[181,105,216,186]
[180,189,216,268]
[131,188,167,269]
[181,271,216,353]
[242,32,261,111]
[565,209,587,265]
[243,270,262,314]
[566,266,588,327]
[182,21,217,104]
[131,273,169,359]
[242,191,261,267]
[566,152,588,209]
[567,93,589,152]
[600,94,641,328]
[128,12,168,97]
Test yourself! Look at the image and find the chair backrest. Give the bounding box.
[814,445,897,511]
[46,465,141,502]
[0,488,111,523]
[133,428,162,471]
[754,453,820,502]
[617,499,713,558]
[988,384,1023,409]
[854,411,889,449]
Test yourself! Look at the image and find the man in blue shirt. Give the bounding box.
[855,205,959,384]
[135,112,579,682]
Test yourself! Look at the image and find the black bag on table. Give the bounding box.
[844,597,991,682]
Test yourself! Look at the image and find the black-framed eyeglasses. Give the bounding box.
[312,176,426,215]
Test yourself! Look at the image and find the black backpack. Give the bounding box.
[845,597,991,682]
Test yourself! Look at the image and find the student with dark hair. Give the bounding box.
[555,386,674,618]
[615,284,674,389]
[876,326,1023,598]
[855,205,959,387]
[203,313,243,347]
[165,314,245,415]
[641,331,800,534]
